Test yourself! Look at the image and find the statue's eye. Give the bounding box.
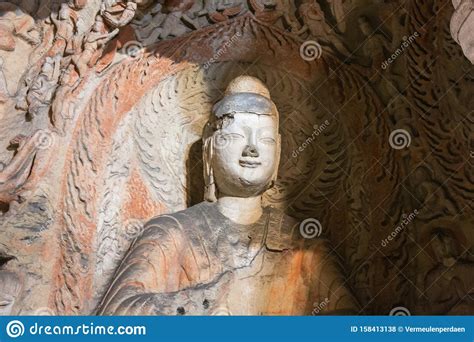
[259,137,276,144]
[222,133,244,140]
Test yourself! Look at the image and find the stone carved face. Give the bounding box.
[203,76,281,201]
[210,113,280,199]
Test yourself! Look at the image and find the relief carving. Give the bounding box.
[0,2,41,51]
[0,0,471,316]
[295,1,351,56]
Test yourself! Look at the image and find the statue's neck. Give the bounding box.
[216,196,263,225]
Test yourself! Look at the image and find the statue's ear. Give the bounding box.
[202,135,217,202]
[270,133,281,185]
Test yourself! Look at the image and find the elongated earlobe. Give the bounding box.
[203,136,217,202]
[269,133,281,188]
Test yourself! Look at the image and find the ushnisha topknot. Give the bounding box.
[212,76,278,118]
[224,75,271,97]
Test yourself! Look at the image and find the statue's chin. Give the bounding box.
[236,177,269,196]
[215,177,269,198]
[238,177,257,186]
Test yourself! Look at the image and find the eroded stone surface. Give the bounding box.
[0,0,472,315]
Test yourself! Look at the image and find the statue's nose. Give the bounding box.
[242,144,259,158]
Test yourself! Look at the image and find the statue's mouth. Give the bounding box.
[239,160,262,168]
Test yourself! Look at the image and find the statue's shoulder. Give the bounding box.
[142,202,213,238]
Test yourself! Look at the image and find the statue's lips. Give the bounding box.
[239,160,262,168]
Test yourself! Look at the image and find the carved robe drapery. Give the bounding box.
[98,202,359,315]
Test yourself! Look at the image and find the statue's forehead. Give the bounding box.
[221,113,278,132]
[212,92,277,118]
[227,112,277,123]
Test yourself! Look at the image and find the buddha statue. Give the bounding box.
[98,76,359,315]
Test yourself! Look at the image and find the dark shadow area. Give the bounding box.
[1,0,472,316]
[186,139,204,207]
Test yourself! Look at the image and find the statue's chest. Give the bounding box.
[203,217,314,314]
[214,222,268,269]
[214,247,309,315]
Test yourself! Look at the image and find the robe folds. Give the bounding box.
[98,201,359,315]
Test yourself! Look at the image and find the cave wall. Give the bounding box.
[0,0,472,315]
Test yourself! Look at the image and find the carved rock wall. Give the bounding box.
[0,0,472,315]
